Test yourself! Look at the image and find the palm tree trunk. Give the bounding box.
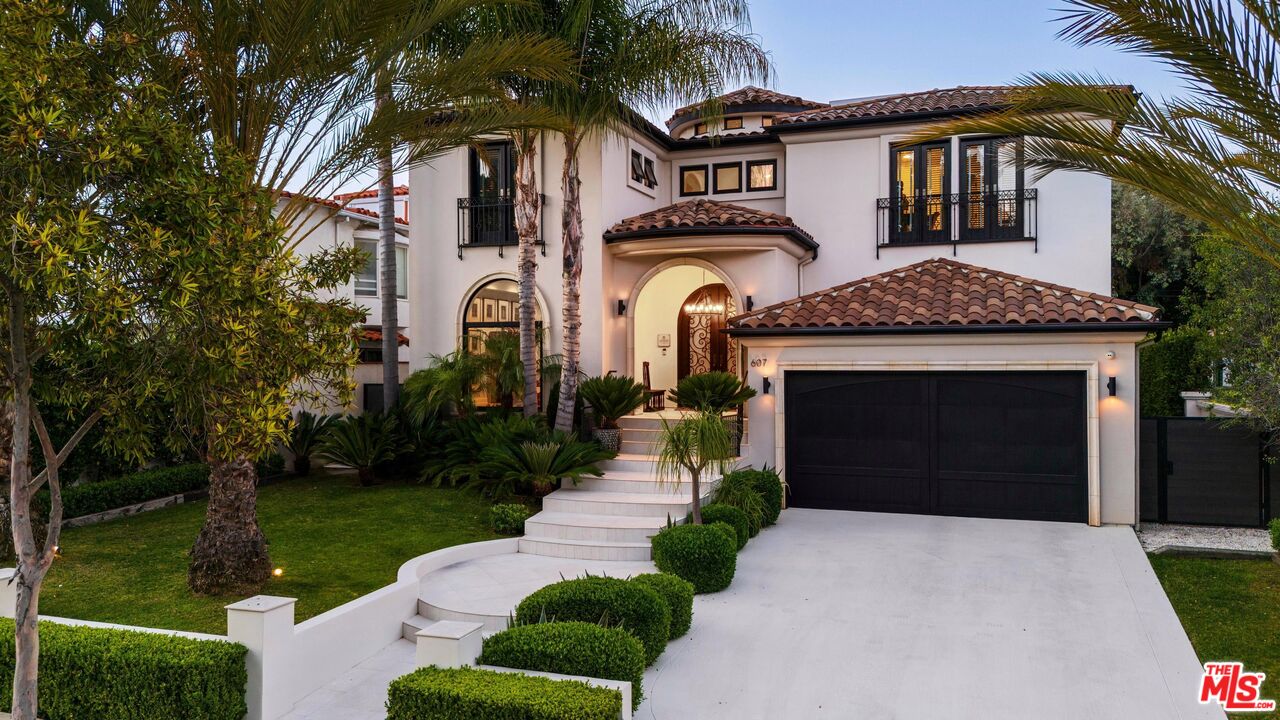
[187,456,272,595]
[513,130,541,416]
[554,132,583,433]
[376,87,400,412]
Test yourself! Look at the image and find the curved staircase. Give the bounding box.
[518,414,725,561]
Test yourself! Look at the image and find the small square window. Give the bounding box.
[694,122,708,136]
[747,159,777,191]
[643,157,657,188]
[761,116,775,128]
[723,116,743,130]
[630,150,644,182]
[713,162,741,193]
[680,165,708,196]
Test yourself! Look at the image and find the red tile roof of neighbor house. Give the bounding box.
[667,86,828,128]
[332,185,410,201]
[278,190,409,225]
[603,199,817,250]
[727,258,1164,335]
[359,328,409,346]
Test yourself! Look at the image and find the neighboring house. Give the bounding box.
[407,85,1164,527]
[282,193,412,415]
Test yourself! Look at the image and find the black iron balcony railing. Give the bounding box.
[457,195,546,259]
[875,189,1037,257]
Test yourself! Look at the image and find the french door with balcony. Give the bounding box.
[890,141,950,245]
[468,141,516,246]
[959,137,1024,242]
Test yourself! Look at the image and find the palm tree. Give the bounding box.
[653,411,735,525]
[546,0,771,432]
[916,0,1280,271]
[103,0,570,594]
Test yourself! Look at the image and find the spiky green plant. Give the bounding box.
[579,375,647,429]
[284,411,338,476]
[653,411,735,525]
[478,433,612,498]
[404,351,486,422]
[317,413,406,487]
[712,471,767,537]
[667,372,757,414]
[478,330,525,410]
[915,0,1280,272]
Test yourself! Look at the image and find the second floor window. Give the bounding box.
[466,141,517,246]
[891,141,950,244]
[960,136,1024,240]
[356,239,377,296]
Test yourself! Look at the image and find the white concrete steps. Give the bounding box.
[517,535,654,561]
[542,488,703,518]
[575,469,715,495]
[524,511,671,543]
[413,598,509,635]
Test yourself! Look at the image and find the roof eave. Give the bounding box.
[771,106,1009,134]
[725,321,1169,337]
[603,224,819,256]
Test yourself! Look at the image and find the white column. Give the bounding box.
[226,595,296,720]
[0,569,14,619]
[414,620,484,669]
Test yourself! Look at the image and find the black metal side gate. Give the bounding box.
[1140,417,1272,527]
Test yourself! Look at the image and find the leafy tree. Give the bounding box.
[1112,184,1206,326]
[101,0,569,594]
[1137,325,1212,416]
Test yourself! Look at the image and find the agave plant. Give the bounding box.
[478,432,612,498]
[667,372,757,414]
[284,410,337,476]
[653,411,736,525]
[316,413,405,487]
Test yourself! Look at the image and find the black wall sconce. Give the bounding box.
[761,377,771,395]
[616,299,626,316]
[1107,376,1117,397]
[745,295,754,311]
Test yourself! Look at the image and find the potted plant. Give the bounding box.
[479,432,613,497]
[283,410,337,476]
[579,375,647,452]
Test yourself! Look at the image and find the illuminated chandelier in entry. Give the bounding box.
[683,270,726,315]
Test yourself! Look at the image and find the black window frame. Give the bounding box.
[680,164,709,196]
[642,157,657,188]
[630,149,645,182]
[746,159,778,192]
[712,162,742,194]
[888,140,951,245]
[723,116,744,130]
[465,140,517,247]
[958,135,1026,242]
[694,122,708,135]
[760,115,776,127]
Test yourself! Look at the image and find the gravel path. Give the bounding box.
[1137,522,1273,553]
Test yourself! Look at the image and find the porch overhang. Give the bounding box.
[604,226,818,260]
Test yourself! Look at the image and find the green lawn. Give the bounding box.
[1150,555,1280,718]
[41,473,498,634]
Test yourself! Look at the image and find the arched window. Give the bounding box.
[461,279,544,408]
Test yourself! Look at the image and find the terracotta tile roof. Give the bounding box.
[333,185,409,201]
[667,86,828,128]
[774,86,1015,127]
[358,327,409,346]
[278,191,409,226]
[728,258,1162,334]
[604,199,816,250]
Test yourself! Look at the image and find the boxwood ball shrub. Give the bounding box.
[514,576,670,665]
[489,503,531,535]
[696,504,749,549]
[0,619,246,720]
[387,666,621,720]
[478,621,645,709]
[631,573,694,639]
[1271,518,1280,553]
[651,523,737,594]
[753,466,784,526]
[708,521,737,550]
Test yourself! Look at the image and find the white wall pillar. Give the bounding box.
[414,620,483,669]
[226,595,296,720]
[0,569,14,619]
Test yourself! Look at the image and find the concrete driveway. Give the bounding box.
[639,510,1223,720]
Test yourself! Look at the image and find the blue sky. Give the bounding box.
[645,0,1185,122]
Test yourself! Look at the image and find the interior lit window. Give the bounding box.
[723,117,743,130]
[681,165,708,196]
[747,159,777,191]
[713,162,742,193]
[761,116,775,127]
[694,122,708,135]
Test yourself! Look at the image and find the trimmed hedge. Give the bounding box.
[0,619,246,720]
[490,503,531,535]
[514,576,670,665]
[387,666,621,720]
[749,467,784,526]
[1271,518,1280,553]
[478,621,645,709]
[60,464,210,519]
[651,523,737,594]
[697,504,748,549]
[708,521,737,550]
[632,573,694,639]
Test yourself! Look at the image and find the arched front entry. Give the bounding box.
[627,259,743,398]
[677,283,737,381]
[456,275,548,410]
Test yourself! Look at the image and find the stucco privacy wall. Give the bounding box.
[738,333,1143,526]
[781,126,1111,295]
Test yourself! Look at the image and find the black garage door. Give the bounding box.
[785,371,1088,522]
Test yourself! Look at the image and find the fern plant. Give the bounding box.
[478,432,612,498]
[284,410,337,476]
[316,413,405,486]
[653,411,735,525]
[667,372,756,414]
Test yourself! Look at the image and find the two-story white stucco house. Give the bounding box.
[406,85,1164,527]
